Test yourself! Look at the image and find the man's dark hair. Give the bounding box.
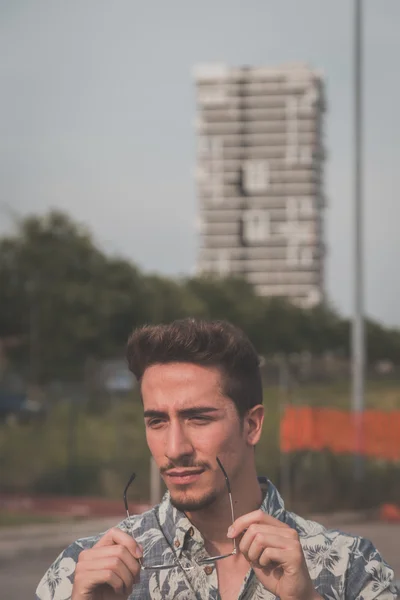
[126,318,263,418]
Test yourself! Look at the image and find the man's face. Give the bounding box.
[141,362,252,512]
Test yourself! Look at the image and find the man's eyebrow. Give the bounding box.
[143,409,168,419]
[143,406,220,419]
[179,406,219,418]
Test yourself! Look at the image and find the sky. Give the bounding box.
[0,0,399,326]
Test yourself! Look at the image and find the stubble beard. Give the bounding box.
[169,486,219,513]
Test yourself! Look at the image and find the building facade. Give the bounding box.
[194,63,326,308]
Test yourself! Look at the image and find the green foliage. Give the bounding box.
[0,512,61,527]
[1,209,399,511]
[1,383,399,511]
[0,393,150,500]
[0,208,400,385]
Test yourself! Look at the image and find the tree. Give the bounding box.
[1,208,400,383]
[143,275,206,324]
[0,211,144,381]
[186,275,265,340]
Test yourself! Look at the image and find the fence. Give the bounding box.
[0,356,400,514]
[281,406,400,460]
[272,356,400,513]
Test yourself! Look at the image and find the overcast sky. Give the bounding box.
[1,0,399,326]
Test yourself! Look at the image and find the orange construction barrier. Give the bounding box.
[280,406,400,461]
[380,504,400,523]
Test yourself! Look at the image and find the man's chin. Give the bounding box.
[169,489,218,513]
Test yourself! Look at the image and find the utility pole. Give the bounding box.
[352,0,365,481]
[150,457,162,505]
[279,356,292,508]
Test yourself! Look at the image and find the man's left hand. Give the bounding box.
[227,510,322,600]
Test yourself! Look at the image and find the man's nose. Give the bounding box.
[165,421,193,463]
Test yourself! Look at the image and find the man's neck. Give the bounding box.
[184,466,264,548]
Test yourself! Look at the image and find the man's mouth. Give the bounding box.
[164,468,205,485]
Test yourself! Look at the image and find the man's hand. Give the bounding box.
[72,528,143,600]
[227,511,322,600]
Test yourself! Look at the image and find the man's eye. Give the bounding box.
[147,419,165,428]
[189,416,212,424]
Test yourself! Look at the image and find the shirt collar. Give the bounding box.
[156,477,286,557]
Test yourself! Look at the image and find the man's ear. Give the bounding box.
[244,405,264,447]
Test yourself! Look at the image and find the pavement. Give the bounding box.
[0,516,118,560]
[311,513,400,574]
[0,517,118,600]
[0,515,399,599]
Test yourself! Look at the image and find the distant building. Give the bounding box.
[193,63,327,308]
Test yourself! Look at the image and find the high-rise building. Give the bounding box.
[194,63,327,308]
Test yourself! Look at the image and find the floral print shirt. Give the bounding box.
[36,478,398,600]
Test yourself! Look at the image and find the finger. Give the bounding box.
[79,545,142,578]
[82,556,136,592]
[228,510,289,538]
[253,548,315,599]
[241,523,297,545]
[240,532,295,562]
[246,535,297,564]
[258,546,285,569]
[94,527,143,559]
[74,565,128,597]
[254,546,302,574]
[237,525,297,557]
[256,545,304,570]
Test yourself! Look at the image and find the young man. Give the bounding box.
[36,319,397,600]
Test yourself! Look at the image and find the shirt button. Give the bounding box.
[174,539,180,548]
[188,527,194,537]
[204,565,213,575]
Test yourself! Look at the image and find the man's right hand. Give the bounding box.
[72,527,143,600]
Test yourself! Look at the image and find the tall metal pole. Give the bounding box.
[279,356,291,508]
[352,0,365,481]
[150,457,162,505]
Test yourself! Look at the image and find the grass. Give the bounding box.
[0,394,150,500]
[0,511,63,528]
[267,379,400,410]
[0,380,399,508]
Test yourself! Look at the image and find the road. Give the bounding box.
[314,512,400,573]
[0,516,399,599]
[0,517,116,600]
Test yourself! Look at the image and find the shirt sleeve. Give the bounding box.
[35,542,83,600]
[346,536,398,600]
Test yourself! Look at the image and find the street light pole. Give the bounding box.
[352,0,365,481]
[150,457,162,506]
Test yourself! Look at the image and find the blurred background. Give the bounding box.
[0,0,399,595]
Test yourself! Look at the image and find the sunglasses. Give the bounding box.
[123,457,237,571]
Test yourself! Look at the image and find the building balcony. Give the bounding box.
[198,192,324,210]
[208,258,322,272]
[198,181,320,198]
[253,283,322,298]
[200,169,322,186]
[199,246,324,262]
[200,234,319,249]
[200,105,323,123]
[197,119,318,136]
[219,145,325,161]
[200,206,324,222]
[197,156,324,174]
[246,270,320,285]
[203,222,239,235]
